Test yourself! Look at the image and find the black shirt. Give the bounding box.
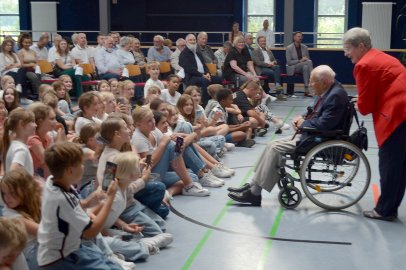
[295,44,302,60]
[233,90,254,117]
[223,47,252,80]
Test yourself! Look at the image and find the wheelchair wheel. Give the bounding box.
[277,176,294,190]
[299,140,371,210]
[278,186,302,209]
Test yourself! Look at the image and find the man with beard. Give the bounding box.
[179,34,222,106]
[147,35,172,63]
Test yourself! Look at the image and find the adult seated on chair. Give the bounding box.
[95,36,123,80]
[179,34,222,107]
[244,33,255,57]
[170,38,186,73]
[116,36,136,65]
[228,65,349,206]
[252,35,285,97]
[197,32,217,65]
[30,32,49,60]
[286,31,313,96]
[147,35,172,63]
[223,35,259,88]
[214,41,233,72]
[48,34,62,64]
[71,33,95,67]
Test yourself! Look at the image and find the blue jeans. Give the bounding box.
[119,202,165,236]
[134,181,168,219]
[40,242,122,270]
[103,230,149,262]
[260,65,281,84]
[183,144,205,174]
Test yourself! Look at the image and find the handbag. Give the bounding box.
[349,110,368,151]
[53,55,67,76]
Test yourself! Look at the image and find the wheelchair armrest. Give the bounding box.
[301,127,344,137]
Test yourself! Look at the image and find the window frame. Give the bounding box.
[245,0,276,43]
[0,0,20,43]
[315,0,348,48]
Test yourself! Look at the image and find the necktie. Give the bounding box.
[306,97,322,120]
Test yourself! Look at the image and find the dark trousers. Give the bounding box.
[375,120,406,217]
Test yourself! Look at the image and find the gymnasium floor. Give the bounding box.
[138,89,406,270]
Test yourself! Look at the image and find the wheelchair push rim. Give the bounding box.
[299,140,371,210]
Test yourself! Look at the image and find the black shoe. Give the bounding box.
[227,183,251,192]
[228,189,262,206]
[363,210,396,221]
[236,139,256,148]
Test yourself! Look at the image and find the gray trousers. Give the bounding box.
[292,60,313,88]
[252,137,298,192]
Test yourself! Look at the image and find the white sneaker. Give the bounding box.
[211,164,233,178]
[141,239,160,255]
[224,143,235,151]
[219,163,235,175]
[144,233,173,249]
[199,173,223,187]
[16,84,22,93]
[20,97,34,105]
[107,254,136,270]
[182,182,211,196]
[206,170,225,185]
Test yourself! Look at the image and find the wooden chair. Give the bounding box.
[37,60,53,74]
[79,63,95,75]
[126,64,142,76]
[206,63,217,76]
[159,61,171,74]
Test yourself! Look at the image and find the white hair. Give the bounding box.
[343,27,372,49]
[312,65,336,85]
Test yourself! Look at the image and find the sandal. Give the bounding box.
[363,210,396,221]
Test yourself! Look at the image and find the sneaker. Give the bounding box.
[269,95,277,102]
[224,143,235,151]
[16,84,22,93]
[217,149,225,158]
[275,122,290,130]
[254,128,267,137]
[277,94,288,101]
[20,97,34,105]
[219,163,235,175]
[236,139,256,148]
[211,164,233,178]
[143,233,173,249]
[107,255,137,270]
[199,173,224,187]
[206,170,226,184]
[288,94,297,98]
[142,240,160,255]
[274,85,284,92]
[182,182,211,196]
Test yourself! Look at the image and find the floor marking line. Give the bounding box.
[180,106,297,270]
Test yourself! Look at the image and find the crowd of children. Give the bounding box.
[0,59,288,269]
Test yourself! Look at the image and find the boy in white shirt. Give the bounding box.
[37,142,121,270]
[144,61,164,99]
[160,74,181,106]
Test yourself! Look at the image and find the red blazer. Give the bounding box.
[355,49,406,147]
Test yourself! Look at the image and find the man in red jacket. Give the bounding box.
[343,27,406,221]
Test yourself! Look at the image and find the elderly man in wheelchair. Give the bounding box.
[228,65,370,210]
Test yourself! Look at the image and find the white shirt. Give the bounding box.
[262,49,271,64]
[94,47,123,74]
[0,52,21,76]
[37,177,91,266]
[30,43,48,60]
[5,140,34,175]
[257,28,275,48]
[116,49,135,65]
[103,189,127,229]
[71,45,94,64]
[97,147,120,186]
[74,117,102,134]
[194,53,205,74]
[47,46,57,63]
[160,89,181,105]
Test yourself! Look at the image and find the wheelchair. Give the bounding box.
[277,102,371,210]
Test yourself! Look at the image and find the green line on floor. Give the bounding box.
[181,106,296,270]
[181,168,254,270]
[256,207,285,270]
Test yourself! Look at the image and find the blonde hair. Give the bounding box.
[146,61,160,71]
[0,75,14,90]
[132,106,153,125]
[42,92,59,109]
[45,142,83,179]
[0,217,28,251]
[113,152,140,180]
[38,84,56,101]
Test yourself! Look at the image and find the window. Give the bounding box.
[0,0,20,42]
[316,0,347,48]
[247,0,275,44]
